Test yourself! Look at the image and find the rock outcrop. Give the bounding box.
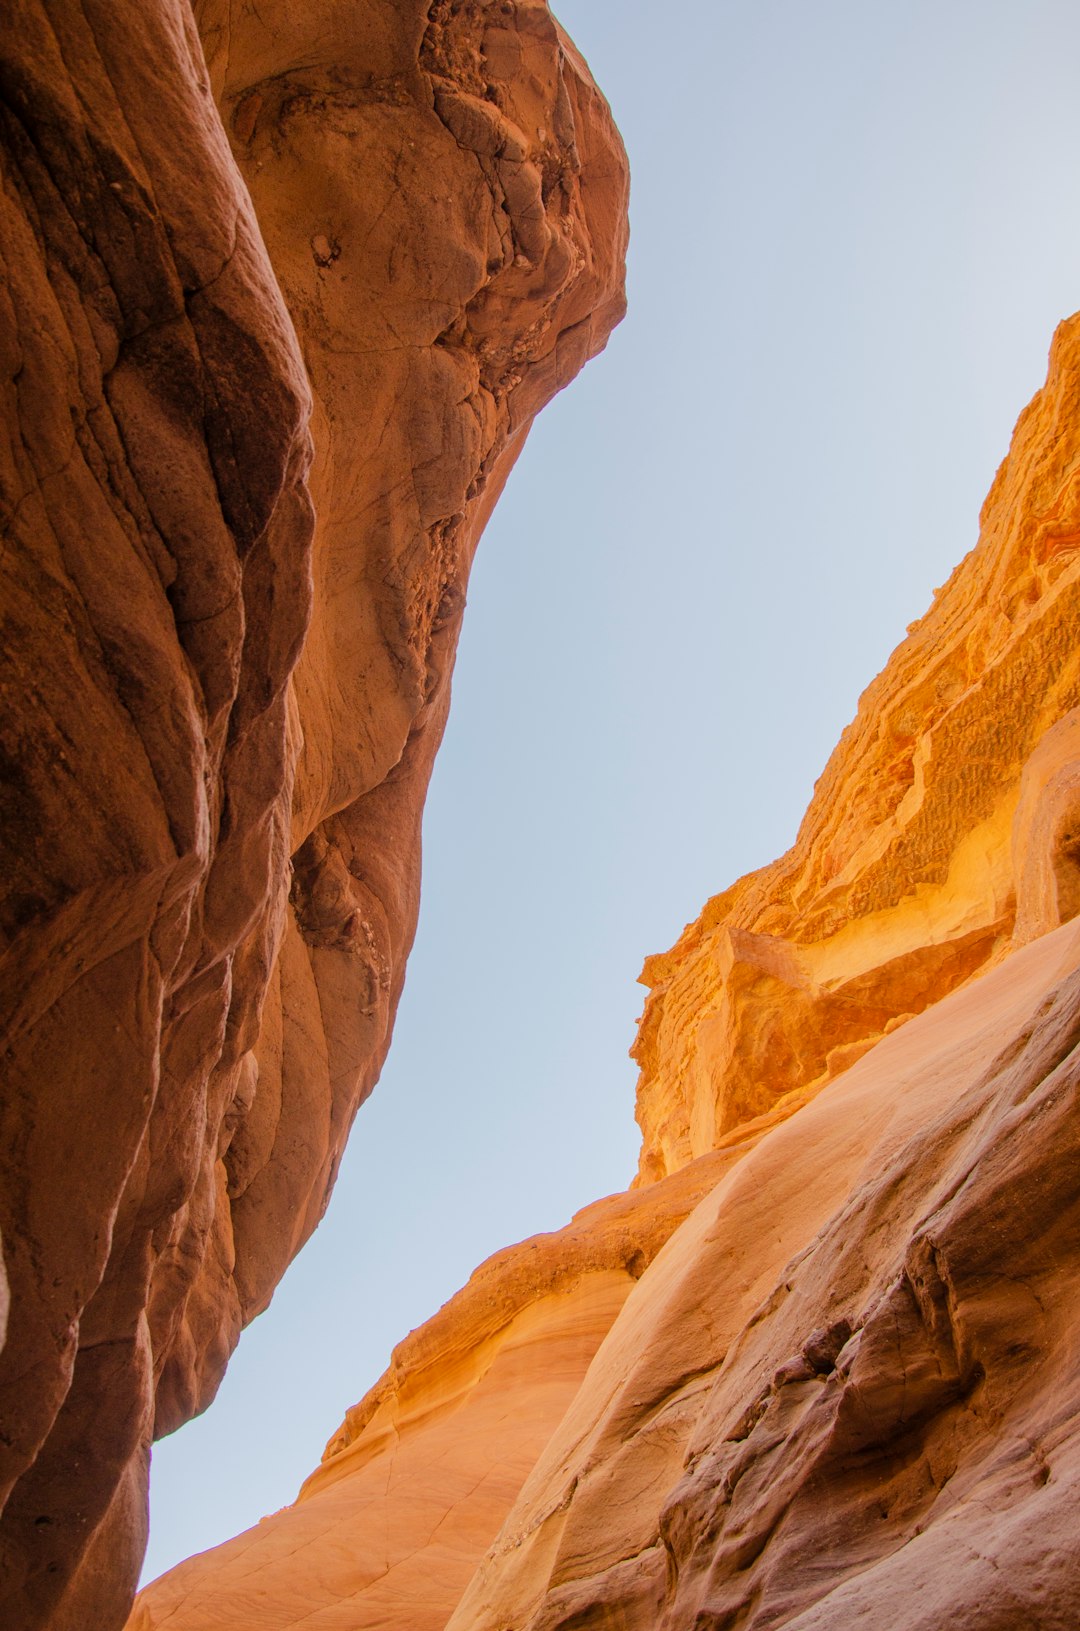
[0,2,627,1626]
[128,1153,732,1631]
[451,917,1080,1631]
[134,311,1080,1631]
[634,314,1080,1183]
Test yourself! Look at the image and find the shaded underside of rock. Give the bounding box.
[0,1,628,1625]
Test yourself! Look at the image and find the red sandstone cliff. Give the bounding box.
[134,314,1080,1629]
[0,3,627,1626]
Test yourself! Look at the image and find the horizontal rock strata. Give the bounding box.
[0,1,627,1626]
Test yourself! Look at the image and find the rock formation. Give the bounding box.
[133,309,1080,1629]
[0,2,627,1626]
[634,317,1080,1183]
[450,918,1080,1631]
[127,1153,733,1631]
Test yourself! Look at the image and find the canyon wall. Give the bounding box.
[0,3,627,1627]
[135,314,1080,1629]
[128,1152,734,1631]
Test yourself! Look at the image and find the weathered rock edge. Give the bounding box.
[448,317,1080,1630]
[633,314,1080,1183]
[129,1152,736,1630]
[0,1,628,1625]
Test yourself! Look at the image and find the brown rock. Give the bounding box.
[0,5,314,1622]
[0,1,627,1625]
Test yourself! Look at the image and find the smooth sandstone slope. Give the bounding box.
[453,915,1080,1631]
[0,2,628,1626]
[129,1153,734,1631]
[132,314,1080,1631]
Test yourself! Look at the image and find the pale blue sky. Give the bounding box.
[143,0,1080,1582]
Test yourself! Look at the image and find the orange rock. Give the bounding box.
[451,917,1080,1630]
[0,1,627,1624]
[129,311,1080,1631]
[438,319,1080,1630]
[633,315,1080,1184]
[11,0,1080,1626]
[1012,705,1080,945]
[0,5,313,1622]
[129,1155,731,1631]
[130,923,1080,1630]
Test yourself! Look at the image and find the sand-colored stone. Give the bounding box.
[438,321,1080,1630]
[0,2,627,1625]
[129,1154,730,1631]
[633,315,1080,1182]
[132,923,1080,1631]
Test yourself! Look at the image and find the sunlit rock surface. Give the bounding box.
[450,919,1080,1631]
[132,316,1080,1629]
[634,314,1080,1184]
[0,1,627,1625]
[447,318,1080,1630]
[129,1155,729,1631]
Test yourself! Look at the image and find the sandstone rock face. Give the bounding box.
[452,918,1080,1631]
[0,2,627,1626]
[129,1154,729,1631]
[633,315,1080,1183]
[130,315,1080,1630]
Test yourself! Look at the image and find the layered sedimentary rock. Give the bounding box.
[0,2,627,1626]
[446,319,1080,1629]
[134,313,1080,1631]
[634,314,1080,1182]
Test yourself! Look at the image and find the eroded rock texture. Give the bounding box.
[0,1,627,1625]
[135,314,1080,1631]
[634,313,1080,1183]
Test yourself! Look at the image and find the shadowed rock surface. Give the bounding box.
[0,1,627,1625]
[134,314,1080,1629]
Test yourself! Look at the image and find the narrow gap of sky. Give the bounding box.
[142,0,1080,1584]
